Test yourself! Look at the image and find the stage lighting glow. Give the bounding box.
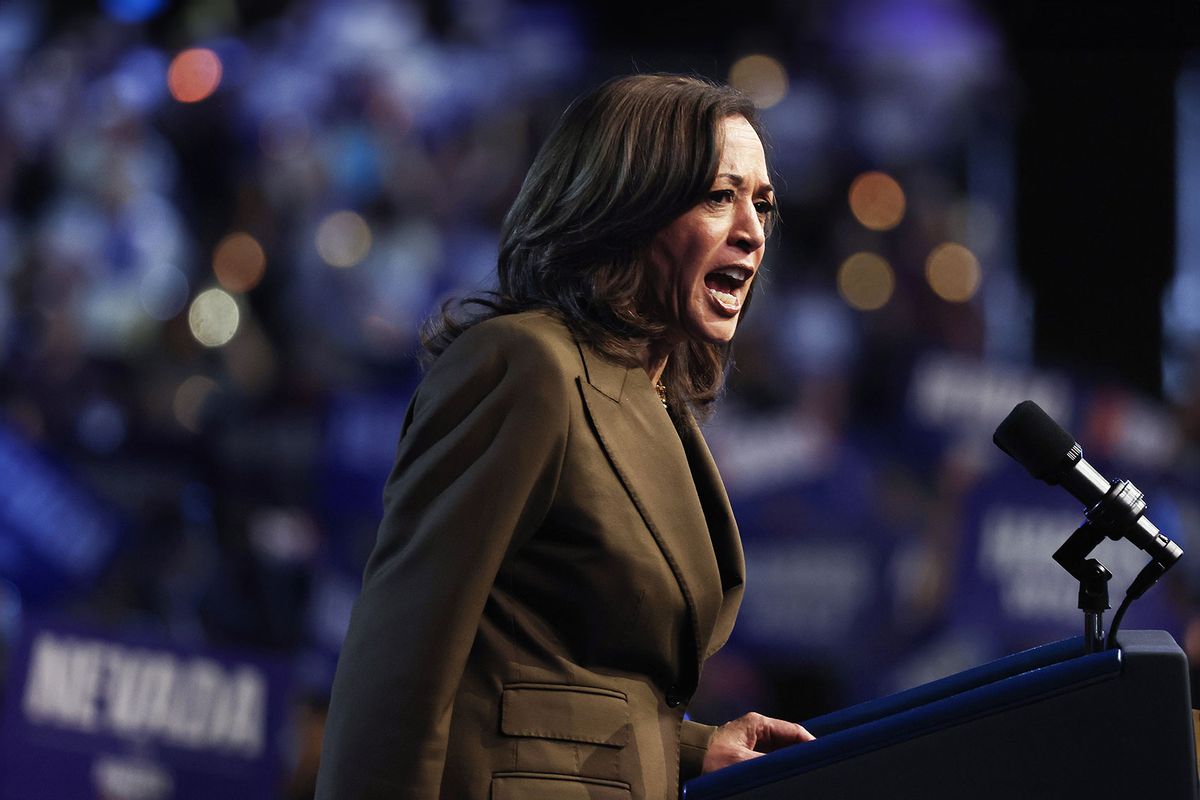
[848,171,906,231]
[925,243,981,302]
[729,54,789,109]
[188,288,239,347]
[213,232,266,293]
[167,48,222,103]
[173,375,218,433]
[837,252,894,311]
[101,0,167,24]
[315,211,371,268]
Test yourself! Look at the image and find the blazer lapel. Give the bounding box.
[574,342,734,668]
[678,414,745,656]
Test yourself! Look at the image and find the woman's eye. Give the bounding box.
[755,199,776,216]
[708,189,736,204]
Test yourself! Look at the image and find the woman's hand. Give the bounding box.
[701,712,815,774]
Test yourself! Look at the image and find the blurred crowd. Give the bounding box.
[2,0,1200,796]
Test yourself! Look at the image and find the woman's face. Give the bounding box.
[646,115,773,345]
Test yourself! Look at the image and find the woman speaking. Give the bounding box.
[316,73,813,800]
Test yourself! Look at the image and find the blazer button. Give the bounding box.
[666,686,684,708]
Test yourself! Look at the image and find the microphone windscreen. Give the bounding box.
[993,400,1077,482]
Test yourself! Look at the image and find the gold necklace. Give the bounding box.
[655,382,668,408]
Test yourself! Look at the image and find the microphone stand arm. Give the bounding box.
[1052,522,1113,653]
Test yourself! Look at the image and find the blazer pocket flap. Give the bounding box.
[501,683,629,747]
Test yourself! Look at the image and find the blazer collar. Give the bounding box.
[575,341,744,666]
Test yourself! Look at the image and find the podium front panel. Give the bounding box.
[685,630,1198,800]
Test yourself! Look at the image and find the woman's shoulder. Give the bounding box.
[430,309,579,383]
[470,309,574,347]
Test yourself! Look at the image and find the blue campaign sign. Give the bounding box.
[0,617,293,800]
[722,435,890,665]
[904,351,1075,462]
[0,424,123,601]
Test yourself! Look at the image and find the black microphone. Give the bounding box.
[993,400,1182,570]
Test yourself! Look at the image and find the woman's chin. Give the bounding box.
[684,316,740,345]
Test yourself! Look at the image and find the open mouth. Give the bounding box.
[704,266,751,312]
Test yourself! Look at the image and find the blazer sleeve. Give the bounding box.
[315,323,571,800]
[679,719,718,782]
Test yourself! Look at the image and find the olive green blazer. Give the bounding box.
[316,310,745,800]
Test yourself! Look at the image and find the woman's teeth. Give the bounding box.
[709,287,740,309]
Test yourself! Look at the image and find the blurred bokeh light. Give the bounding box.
[138,266,191,321]
[213,232,267,293]
[167,48,222,103]
[315,211,372,268]
[729,54,790,110]
[188,288,240,347]
[848,171,906,231]
[837,252,895,311]
[925,242,982,302]
[101,0,168,24]
[173,375,219,433]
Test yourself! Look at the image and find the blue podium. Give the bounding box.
[685,630,1198,799]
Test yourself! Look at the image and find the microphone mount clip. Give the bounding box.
[1052,521,1113,653]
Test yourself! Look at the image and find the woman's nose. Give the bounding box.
[730,201,766,253]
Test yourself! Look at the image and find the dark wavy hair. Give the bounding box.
[421,73,770,417]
